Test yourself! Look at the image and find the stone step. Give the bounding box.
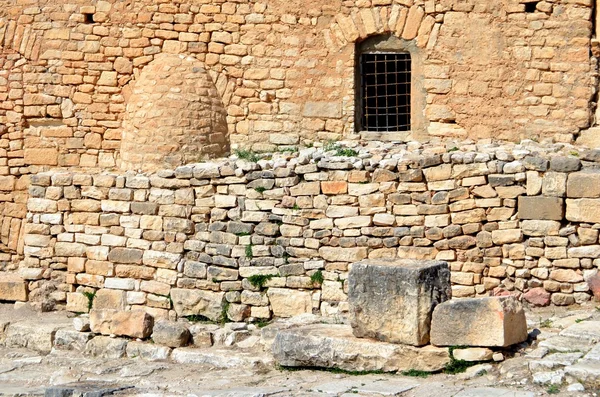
[272,323,450,373]
[171,347,272,368]
[0,272,28,302]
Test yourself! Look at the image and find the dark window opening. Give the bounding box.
[83,13,95,23]
[360,52,411,132]
[524,2,538,13]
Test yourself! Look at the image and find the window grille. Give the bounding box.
[359,52,411,132]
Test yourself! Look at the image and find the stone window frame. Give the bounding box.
[355,35,427,141]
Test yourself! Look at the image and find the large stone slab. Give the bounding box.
[348,259,450,346]
[170,288,225,322]
[430,296,528,347]
[567,171,600,198]
[517,196,563,220]
[90,309,154,338]
[0,272,28,301]
[272,324,450,372]
[566,199,600,223]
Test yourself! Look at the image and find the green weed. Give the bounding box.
[310,270,324,285]
[82,291,96,311]
[245,244,253,258]
[247,274,276,289]
[401,369,431,378]
[234,149,260,162]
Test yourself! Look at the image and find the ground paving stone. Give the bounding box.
[1,304,600,396]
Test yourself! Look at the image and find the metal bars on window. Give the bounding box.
[360,52,411,132]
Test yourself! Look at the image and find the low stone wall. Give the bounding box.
[16,140,600,319]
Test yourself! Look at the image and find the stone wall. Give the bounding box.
[0,0,595,173]
[15,140,600,318]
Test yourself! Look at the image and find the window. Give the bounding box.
[359,52,411,132]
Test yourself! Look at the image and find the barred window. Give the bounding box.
[359,52,411,132]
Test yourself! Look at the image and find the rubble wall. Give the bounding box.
[16,141,600,318]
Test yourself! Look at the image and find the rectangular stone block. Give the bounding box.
[567,171,600,198]
[170,288,225,322]
[348,259,450,346]
[0,272,28,301]
[90,309,154,338]
[566,199,600,223]
[430,296,528,347]
[518,196,563,221]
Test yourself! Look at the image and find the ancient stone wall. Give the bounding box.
[15,141,600,318]
[0,0,596,270]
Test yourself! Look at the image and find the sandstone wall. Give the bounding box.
[16,141,600,317]
[0,0,595,173]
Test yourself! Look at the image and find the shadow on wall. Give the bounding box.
[120,54,230,172]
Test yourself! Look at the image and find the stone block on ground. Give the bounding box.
[430,296,528,347]
[272,324,450,372]
[0,272,28,302]
[126,341,171,361]
[348,259,450,346]
[53,329,93,351]
[5,321,70,354]
[84,336,128,358]
[171,347,272,368]
[170,288,225,322]
[90,309,154,339]
[151,321,190,347]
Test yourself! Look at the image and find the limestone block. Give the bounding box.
[348,259,450,346]
[518,196,563,220]
[566,199,600,223]
[521,220,561,237]
[90,309,154,338]
[0,272,28,301]
[430,297,528,347]
[66,292,90,313]
[453,347,494,362]
[567,171,600,198]
[53,329,93,351]
[84,335,128,358]
[267,288,312,318]
[171,288,225,322]
[151,320,190,347]
[92,289,126,310]
[272,324,450,372]
[126,341,171,361]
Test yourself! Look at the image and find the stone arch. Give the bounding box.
[323,6,438,54]
[120,54,230,172]
[323,6,446,141]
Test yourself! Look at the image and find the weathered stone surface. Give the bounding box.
[453,347,494,362]
[170,288,225,322]
[151,321,190,347]
[126,341,171,361]
[171,348,270,368]
[53,329,93,351]
[517,196,563,220]
[523,288,551,306]
[272,324,450,372]
[0,273,28,301]
[567,171,600,198]
[430,297,528,347]
[267,288,312,318]
[84,336,128,358]
[566,199,600,223]
[348,259,450,346]
[90,309,154,338]
[5,320,69,354]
